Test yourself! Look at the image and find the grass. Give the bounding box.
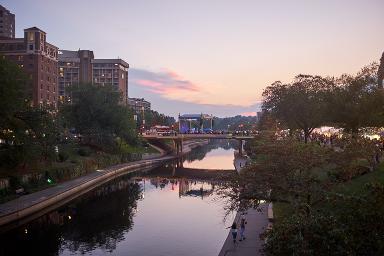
[335,162,384,196]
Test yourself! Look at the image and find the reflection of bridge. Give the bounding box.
[138,164,235,180]
[143,134,254,155]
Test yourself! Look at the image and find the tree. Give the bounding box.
[378,51,384,88]
[142,110,175,128]
[262,75,333,143]
[60,83,137,150]
[328,63,384,137]
[218,135,333,215]
[0,56,30,143]
[264,183,384,255]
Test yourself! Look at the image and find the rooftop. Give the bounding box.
[24,27,46,33]
[92,58,129,67]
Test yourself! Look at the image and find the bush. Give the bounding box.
[9,176,22,189]
[58,151,69,162]
[78,147,92,156]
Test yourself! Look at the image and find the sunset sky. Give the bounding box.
[4,0,384,117]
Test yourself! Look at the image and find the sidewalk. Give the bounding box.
[218,204,269,256]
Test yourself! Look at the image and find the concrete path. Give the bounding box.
[218,204,269,256]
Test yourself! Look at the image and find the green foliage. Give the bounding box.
[0,56,30,134]
[78,147,92,157]
[265,183,384,255]
[60,83,137,149]
[262,75,333,142]
[141,110,175,128]
[58,151,69,162]
[327,63,384,136]
[213,115,259,131]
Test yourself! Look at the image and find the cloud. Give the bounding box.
[131,68,201,99]
[128,67,262,117]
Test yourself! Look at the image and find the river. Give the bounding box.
[0,140,238,256]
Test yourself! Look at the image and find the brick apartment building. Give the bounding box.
[0,26,59,107]
[58,51,129,104]
[92,59,129,104]
[0,5,15,38]
[58,49,94,100]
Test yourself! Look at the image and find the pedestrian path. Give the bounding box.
[218,204,269,256]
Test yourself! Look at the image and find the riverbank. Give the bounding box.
[0,140,207,229]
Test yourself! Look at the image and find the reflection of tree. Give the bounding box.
[185,139,238,162]
[0,176,141,256]
[61,180,141,254]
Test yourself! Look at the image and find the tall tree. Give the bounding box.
[378,51,384,88]
[61,83,137,149]
[328,63,384,137]
[262,75,333,143]
[0,56,30,143]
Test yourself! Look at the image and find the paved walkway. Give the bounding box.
[218,204,269,256]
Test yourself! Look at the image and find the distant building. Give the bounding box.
[58,51,129,104]
[0,26,59,107]
[92,59,129,104]
[0,5,15,38]
[128,97,151,113]
[58,49,94,100]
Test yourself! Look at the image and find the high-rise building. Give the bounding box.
[0,27,59,107]
[128,97,151,113]
[58,49,94,100]
[58,53,129,103]
[0,5,15,38]
[92,59,129,104]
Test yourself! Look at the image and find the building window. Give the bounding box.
[29,44,33,50]
[28,32,34,41]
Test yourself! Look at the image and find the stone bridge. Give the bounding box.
[143,134,254,155]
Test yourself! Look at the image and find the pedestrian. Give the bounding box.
[239,215,247,241]
[227,222,238,243]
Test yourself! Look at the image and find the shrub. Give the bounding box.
[78,147,92,156]
[58,151,69,162]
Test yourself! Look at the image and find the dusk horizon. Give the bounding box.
[3,0,383,117]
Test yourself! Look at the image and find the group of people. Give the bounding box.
[227,213,247,244]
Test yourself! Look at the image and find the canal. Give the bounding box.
[0,140,238,256]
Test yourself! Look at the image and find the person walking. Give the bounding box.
[239,215,247,241]
[227,222,238,243]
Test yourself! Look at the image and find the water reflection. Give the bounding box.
[0,175,141,256]
[183,140,238,170]
[0,143,236,256]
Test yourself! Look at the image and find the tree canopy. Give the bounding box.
[262,75,333,142]
[60,83,137,149]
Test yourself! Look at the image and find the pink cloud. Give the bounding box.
[241,111,257,116]
[133,70,202,96]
